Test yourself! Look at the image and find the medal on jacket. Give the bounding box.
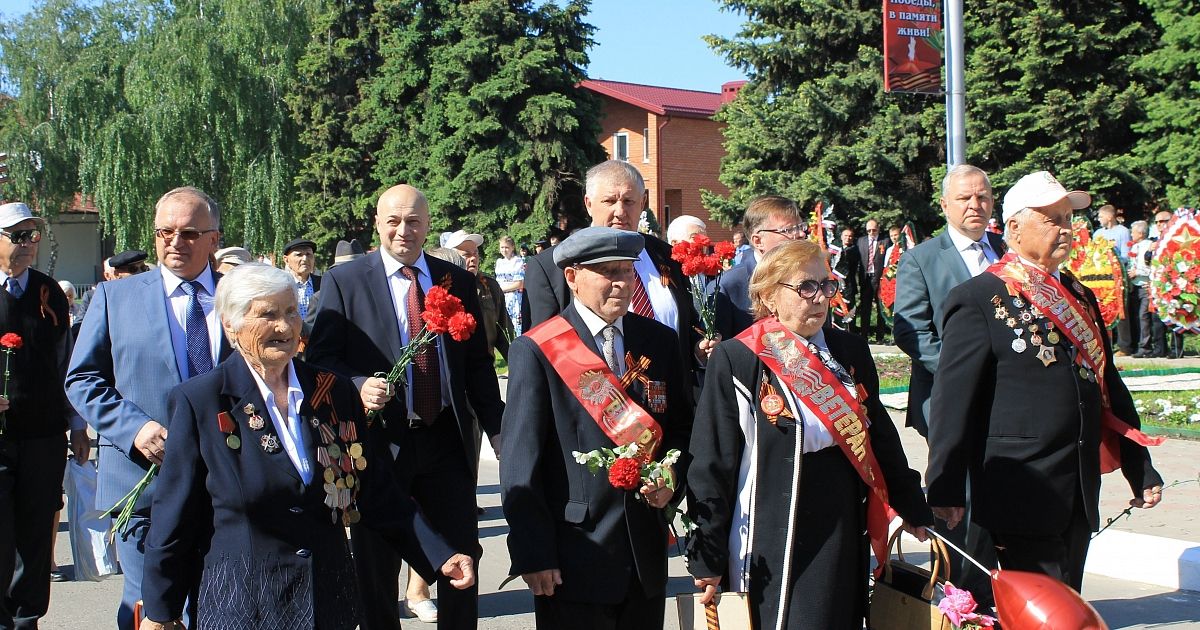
[260,434,281,453]
[244,403,265,431]
[217,411,240,450]
[758,375,792,425]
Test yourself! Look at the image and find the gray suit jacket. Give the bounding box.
[66,268,231,510]
[892,230,1004,436]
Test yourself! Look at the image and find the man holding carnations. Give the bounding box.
[500,227,692,630]
[0,202,86,629]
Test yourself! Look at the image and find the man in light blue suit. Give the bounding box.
[892,164,1003,608]
[66,187,229,629]
[714,195,806,340]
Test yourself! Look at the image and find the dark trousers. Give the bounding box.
[1132,284,1166,355]
[990,499,1091,592]
[935,476,997,609]
[1115,289,1136,354]
[353,414,480,630]
[533,573,664,630]
[857,277,886,341]
[0,434,66,630]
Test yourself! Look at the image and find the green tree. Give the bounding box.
[1133,0,1200,207]
[288,0,382,256]
[703,0,946,232]
[355,0,606,254]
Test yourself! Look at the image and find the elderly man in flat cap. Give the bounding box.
[0,202,86,629]
[282,237,320,321]
[927,171,1164,592]
[501,226,691,630]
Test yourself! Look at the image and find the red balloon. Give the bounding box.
[990,570,1108,630]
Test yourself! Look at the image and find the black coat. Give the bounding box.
[522,235,700,389]
[306,251,504,475]
[141,357,454,630]
[926,271,1162,535]
[500,306,693,604]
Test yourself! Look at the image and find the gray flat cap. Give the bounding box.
[553,226,644,269]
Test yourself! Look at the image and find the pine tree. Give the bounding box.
[1133,0,1200,207]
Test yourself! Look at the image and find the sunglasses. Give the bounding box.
[154,227,218,241]
[779,279,840,300]
[757,224,806,238]
[0,228,42,244]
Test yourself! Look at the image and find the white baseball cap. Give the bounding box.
[0,202,45,230]
[444,229,484,250]
[1001,171,1091,222]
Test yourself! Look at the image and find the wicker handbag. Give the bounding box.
[868,530,954,630]
[676,592,754,630]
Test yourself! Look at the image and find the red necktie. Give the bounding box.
[630,271,656,320]
[401,266,441,425]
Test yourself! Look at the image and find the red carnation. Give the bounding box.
[0,333,21,350]
[713,241,736,261]
[608,457,642,491]
[447,311,476,342]
[422,311,450,335]
[424,285,458,318]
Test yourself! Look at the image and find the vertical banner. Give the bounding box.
[883,0,944,94]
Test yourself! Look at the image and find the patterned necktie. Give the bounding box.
[297,279,313,319]
[868,238,877,274]
[5,277,21,299]
[629,271,656,319]
[179,280,214,378]
[601,325,622,376]
[968,242,988,276]
[401,266,441,425]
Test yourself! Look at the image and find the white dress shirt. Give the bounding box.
[632,248,680,333]
[379,250,453,415]
[245,359,312,484]
[574,300,626,375]
[946,227,999,277]
[161,265,221,380]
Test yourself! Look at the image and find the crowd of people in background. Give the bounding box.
[0,158,1179,630]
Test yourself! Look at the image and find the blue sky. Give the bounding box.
[0,0,748,93]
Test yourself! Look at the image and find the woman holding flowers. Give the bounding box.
[138,264,474,630]
[686,239,933,630]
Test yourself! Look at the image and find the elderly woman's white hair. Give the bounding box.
[666,215,707,245]
[215,263,296,333]
[57,280,76,300]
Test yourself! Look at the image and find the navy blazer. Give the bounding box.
[306,251,504,474]
[893,230,1005,435]
[141,356,454,630]
[500,307,693,604]
[66,268,232,510]
[713,255,756,340]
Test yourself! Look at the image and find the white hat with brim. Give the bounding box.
[1001,171,1091,223]
[0,203,45,230]
[444,229,484,250]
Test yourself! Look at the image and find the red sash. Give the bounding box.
[526,315,663,462]
[987,254,1165,473]
[735,317,895,574]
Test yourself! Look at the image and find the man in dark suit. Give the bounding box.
[501,227,691,630]
[0,202,87,629]
[68,186,230,628]
[892,164,1004,604]
[927,171,1164,591]
[855,218,890,341]
[714,195,806,339]
[522,160,712,388]
[307,184,504,630]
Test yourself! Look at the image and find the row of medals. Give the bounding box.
[231,403,368,525]
[992,295,1063,369]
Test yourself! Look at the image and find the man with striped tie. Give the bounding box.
[67,187,231,629]
[522,160,713,396]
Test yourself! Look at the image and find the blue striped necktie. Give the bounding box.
[180,280,214,378]
[5,278,21,298]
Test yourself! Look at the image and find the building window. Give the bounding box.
[643,128,650,163]
[613,132,629,162]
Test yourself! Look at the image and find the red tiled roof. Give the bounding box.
[579,79,724,118]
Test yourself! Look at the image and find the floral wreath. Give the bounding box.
[1149,208,1200,333]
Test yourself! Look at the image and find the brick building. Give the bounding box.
[578,79,746,241]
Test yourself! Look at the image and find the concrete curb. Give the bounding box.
[1086,529,1200,592]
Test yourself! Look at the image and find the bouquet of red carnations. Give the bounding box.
[670,234,737,340]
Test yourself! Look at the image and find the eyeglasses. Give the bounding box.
[756,224,806,238]
[779,279,840,300]
[0,228,42,244]
[154,227,217,241]
[1155,219,1170,224]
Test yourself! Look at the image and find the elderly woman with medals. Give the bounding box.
[138,264,474,630]
[686,239,933,630]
